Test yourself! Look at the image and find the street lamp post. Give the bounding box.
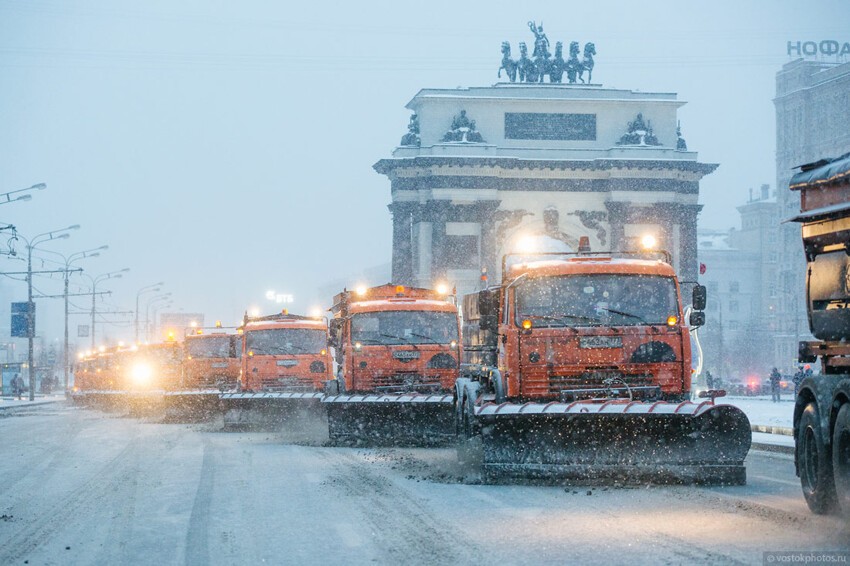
[22,224,80,400]
[60,246,107,393]
[144,293,172,342]
[0,183,46,205]
[150,301,173,341]
[84,268,130,349]
[135,282,164,343]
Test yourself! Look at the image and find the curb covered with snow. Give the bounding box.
[0,396,67,410]
[751,424,793,436]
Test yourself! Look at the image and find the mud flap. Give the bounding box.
[220,392,324,431]
[475,401,752,485]
[323,394,455,447]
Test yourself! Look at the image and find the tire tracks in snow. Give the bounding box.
[318,448,480,565]
[0,405,85,499]
[0,427,142,564]
[184,439,214,565]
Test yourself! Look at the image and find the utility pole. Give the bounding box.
[83,269,129,349]
[22,224,80,400]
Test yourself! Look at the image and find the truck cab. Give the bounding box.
[239,312,332,393]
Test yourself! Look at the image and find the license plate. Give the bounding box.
[392,351,420,360]
[276,360,298,367]
[579,336,623,349]
[211,363,228,368]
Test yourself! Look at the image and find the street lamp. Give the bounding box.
[0,183,46,205]
[135,282,164,343]
[144,293,172,342]
[21,224,80,400]
[41,245,108,394]
[151,301,174,341]
[83,268,130,349]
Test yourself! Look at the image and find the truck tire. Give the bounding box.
[798,402,837,514]
[832,403,850,515]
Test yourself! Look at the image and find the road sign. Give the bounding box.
[77,325,90,338]
[11,302,34,338]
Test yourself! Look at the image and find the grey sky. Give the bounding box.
[1,0,848,344]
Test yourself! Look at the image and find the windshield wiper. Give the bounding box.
[380,332,419,348]
[409,331,457,345]
[596,307,647,324]
[527,314,601,325]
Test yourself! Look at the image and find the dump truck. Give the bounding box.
[789,152,850,516]
[456,243,752,483]
[323,284,461,445]
[220,311,332,429]
[162,325,241,421]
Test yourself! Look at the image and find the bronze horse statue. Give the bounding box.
[498,41,518,82]
[549,41,565,83]
[517,42,535,83]
[566,41,581,83]
[579,42,596,84]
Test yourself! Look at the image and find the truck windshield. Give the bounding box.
[350,311,458,345]
[246,328,327,355]
[516,274,679,327]
[186,335,232,358]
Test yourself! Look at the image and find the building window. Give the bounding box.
[729,281,739,293]
[729,301,738,313]
[728,320,740,330]
[443,235,479,269]
[707,281,719,294]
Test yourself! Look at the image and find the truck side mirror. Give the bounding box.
[689,311,705,327]
[692,285,707,311]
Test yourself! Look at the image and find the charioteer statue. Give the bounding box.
[498,22,597,85]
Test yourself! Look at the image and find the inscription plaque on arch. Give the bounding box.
[505,112,596,141]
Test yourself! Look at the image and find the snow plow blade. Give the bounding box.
[475,400,752,485]
[126,391,166,418]
[162,390,223,422]
[220,392,324,430]
[323,393,455,446]
[71,390,126,412]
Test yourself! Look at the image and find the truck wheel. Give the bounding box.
[832,403,850,515]
[798,402,837,514]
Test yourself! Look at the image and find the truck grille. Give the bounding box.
[548,372,652,395]
[196,374,237,389]
[366,372,442,393]
[260,376,315,392]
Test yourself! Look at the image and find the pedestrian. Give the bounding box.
[793,367,804,397]
[705,370,715,390]
[769,367,782,403]
[43,374,53,395]
[11,373,24,400]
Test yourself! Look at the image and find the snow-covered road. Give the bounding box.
[0,403,847,565]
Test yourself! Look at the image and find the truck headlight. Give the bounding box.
[131,363,153,385]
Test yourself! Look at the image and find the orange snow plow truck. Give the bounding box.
[220,311,333,429]
[323,284,461,445]
[456,245,752,484]
[162,325,241,420]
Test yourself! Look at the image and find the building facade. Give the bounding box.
[374,84,717,297]
[775,59,850,368]
[698,185,780,382]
